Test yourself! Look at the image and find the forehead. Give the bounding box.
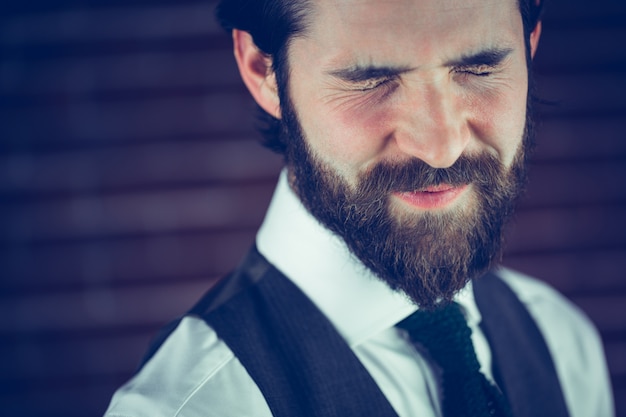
[295,0,522,67]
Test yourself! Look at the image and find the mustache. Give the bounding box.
[356,153,505,195]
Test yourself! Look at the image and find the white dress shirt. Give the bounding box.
[105,171,614,417]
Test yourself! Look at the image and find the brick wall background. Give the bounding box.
[1,0,624,416]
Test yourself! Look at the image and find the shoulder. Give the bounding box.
[104,316,271,417]
[496,267,615,417]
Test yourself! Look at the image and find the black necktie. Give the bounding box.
[397,302,513,417]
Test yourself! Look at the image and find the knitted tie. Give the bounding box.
[397,302,513,417]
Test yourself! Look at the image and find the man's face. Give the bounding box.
[278,0,533,308]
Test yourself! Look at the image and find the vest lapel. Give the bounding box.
[474,272,570,417]
[198,247,400,417]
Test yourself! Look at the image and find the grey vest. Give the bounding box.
[142,247,569,417]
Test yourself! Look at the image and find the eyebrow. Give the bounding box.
[327,65,414,83]
[446,47,514,68]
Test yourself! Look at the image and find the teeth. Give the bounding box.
[422,186,451,193]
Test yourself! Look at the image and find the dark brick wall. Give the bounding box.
[1,1,624,416]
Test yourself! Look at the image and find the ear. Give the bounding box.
[529,20,542,59]
[233,29,281,119]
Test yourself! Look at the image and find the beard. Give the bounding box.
[277,96,533,310]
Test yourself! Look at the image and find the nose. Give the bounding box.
[393,79,471,168]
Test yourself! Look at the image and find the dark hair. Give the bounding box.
[216,0,311,154]
[216,0,544,154]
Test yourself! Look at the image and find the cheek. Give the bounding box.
[470,83,528,167]
[297,95,393,176]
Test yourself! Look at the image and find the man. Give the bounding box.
[105,0,614,416]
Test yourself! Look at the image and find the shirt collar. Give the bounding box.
[256,170,482,347]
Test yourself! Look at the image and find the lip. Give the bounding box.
[393,184,469,210]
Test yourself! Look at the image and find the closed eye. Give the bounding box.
[454,65,496,77]
[447,47,513,79]
[353,77,398,91]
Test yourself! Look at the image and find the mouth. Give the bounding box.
[393,184,469,210]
